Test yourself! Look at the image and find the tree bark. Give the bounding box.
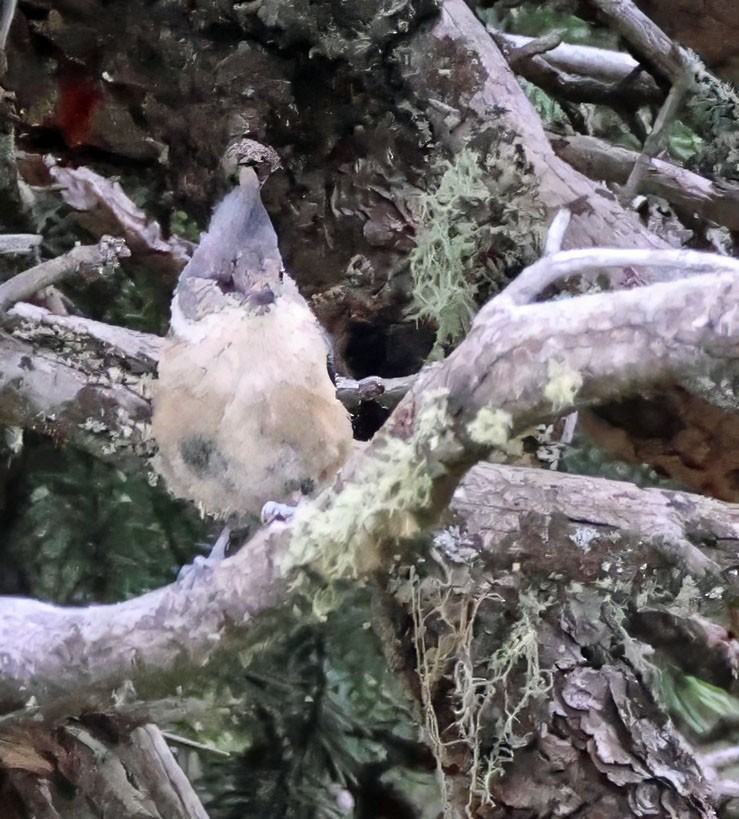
[2,0,739,816]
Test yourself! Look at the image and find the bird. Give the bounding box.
[151,159,353,526]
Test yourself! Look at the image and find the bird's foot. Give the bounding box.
[260,501,296,524]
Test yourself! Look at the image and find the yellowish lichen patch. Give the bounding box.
[467,407,512,448]
[544,359,582,411]
[284,389,458,579]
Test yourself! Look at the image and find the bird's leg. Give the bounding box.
[176,524,232,587]
[206,524,232,561]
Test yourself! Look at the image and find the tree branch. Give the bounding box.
[491,29,664,108]
[587,0,694,82]
[551,133,739,232]
[9,301,162,366]
[0,522,291,716]
[410,0,674,283]
[2,450,738,717]
[493,32,661,94]
[0,236,130,313]
[1,253,737,714]
[0,330,152,470]
[498,246,739,307]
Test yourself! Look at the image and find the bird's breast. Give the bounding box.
[151,297,353,521]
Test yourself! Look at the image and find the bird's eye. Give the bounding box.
[217,277,238,295]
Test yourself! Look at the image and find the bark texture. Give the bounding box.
[1,0,739,816]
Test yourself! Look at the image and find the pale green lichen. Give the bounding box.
[477,593,552,791]
[467,407,512,448]
[409,149,489,355]
[284,389,457,579]
[543,359,582,411]
[409,142,545,358]
[518,77,568,129]
[285,440,427,578]
[415,387,466,464]
[410,568,552,812]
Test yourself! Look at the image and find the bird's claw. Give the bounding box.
[261,501,296,524]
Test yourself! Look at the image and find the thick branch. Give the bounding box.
[407,0,674,281]
[551,133,739,232]
[9,301,163,366]
[3,450,738,714]
[454,271,739,428]
[456,462,739,574]
[498,247,739,307]
[0,330,151,470]
[588,0,693,82]
[294,267,739,578]
[0,236,129,313]
[491,30,664,107]
[0,523,291,715]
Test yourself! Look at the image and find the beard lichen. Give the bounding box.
[284,388,461,578]
[410,569,552,813]
[409,143,545,358]
[409,149,490,355]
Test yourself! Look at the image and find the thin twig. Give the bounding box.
[159,730,231,757]
[497,247,739,307]
[505,30,564,68]
[335,374,418,411]
[0,234,42,256]
[543,209,571,255]
[619,69,693,202]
